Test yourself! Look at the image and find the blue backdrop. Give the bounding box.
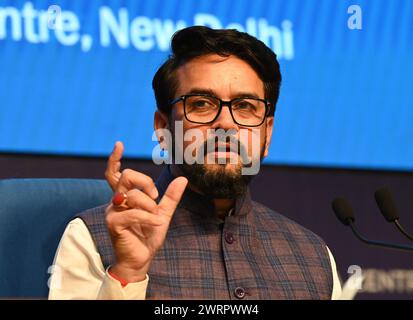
[1,0,412,171]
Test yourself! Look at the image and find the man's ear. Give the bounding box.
[154,111,170,149]
[154,110,169,130]
[263,116,274,157]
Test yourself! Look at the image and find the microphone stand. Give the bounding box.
[394,219,413,241]
[348,220,413,252]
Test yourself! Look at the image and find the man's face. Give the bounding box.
[167,54,274,198]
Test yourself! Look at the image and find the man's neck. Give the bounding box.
[170,165,235,218]
[212,198,235,218]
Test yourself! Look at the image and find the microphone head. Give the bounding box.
[374,188,399,222]
[332,197,355,226]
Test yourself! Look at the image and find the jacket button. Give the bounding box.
[224,231,234,244]
[234,287,246,299]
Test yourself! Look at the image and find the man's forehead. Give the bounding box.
[175,54,265,98]
[187,54,231,64]
[182,87,261,100]
[177,54,249,72]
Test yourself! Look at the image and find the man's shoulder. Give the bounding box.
[251,200,327,246]
[75,204,115,268]
[75,204,109,242]
[77,204,107,223]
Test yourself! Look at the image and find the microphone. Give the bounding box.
[332,197,413,252]
[374,188,413,241]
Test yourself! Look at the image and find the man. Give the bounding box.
[48,26,341,300]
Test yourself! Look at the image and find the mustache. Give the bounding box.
[198,136,251,164]
[203,137,246,153]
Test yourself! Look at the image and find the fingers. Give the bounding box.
[117,169,159,200]
[106,206,165,234]
[105,141,159,200]
[105,141,124,191]
[125,189,158,214]
[158,177,188,218]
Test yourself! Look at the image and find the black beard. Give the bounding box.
[178,162,254,198]
[170,124,266,198]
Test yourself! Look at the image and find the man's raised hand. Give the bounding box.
[104,142,188,283]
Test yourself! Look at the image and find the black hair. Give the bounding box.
[152,26,282,116]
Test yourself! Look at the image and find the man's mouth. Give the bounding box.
[212,143,240,158]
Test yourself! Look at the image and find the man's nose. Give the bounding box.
[210,105,238,130]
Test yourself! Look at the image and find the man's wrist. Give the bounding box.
[109,264,148,284]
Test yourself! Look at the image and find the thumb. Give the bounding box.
[158,177,188,218]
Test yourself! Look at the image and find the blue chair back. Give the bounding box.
[0,178,112,298]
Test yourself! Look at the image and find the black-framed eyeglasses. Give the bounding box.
[170,94,271,127]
